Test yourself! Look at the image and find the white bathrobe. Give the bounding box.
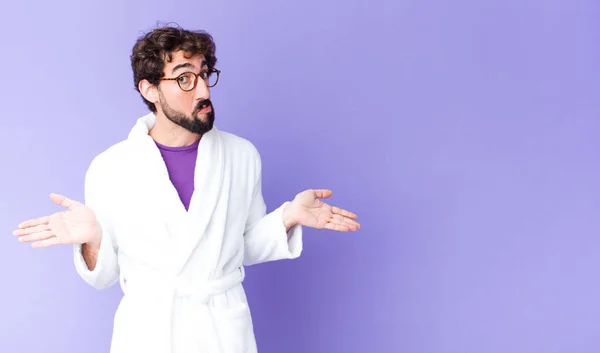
[72,112,303,353]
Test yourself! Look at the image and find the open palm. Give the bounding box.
[13,193,100,248]
[291,189,360,232]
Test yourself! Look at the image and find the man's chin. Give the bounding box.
[195,111,215,122]
[196,112,215,123]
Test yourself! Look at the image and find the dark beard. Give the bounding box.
[159,92,215,135]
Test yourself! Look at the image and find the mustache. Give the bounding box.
[195,99,212,113]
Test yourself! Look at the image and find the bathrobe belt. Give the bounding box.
[120,266,246,352]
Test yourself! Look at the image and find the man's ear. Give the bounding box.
[139,79,159,104]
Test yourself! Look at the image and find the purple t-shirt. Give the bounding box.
[155,139,199,211]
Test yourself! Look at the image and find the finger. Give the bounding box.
[31,237,61,248]
[18,231,55,243]
[313,189,333,199]
[324,223,350,232]
[13,224,50,236]
[331,206,358,219]
[17,216,50,229]
[330,215,360,231]
[50,193,78,210]
[344,217,361,230]
[332,214,360,230]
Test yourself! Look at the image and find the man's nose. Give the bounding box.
[194,78,210,100]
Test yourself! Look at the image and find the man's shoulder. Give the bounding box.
[218,129,260,158]
[85,139,133,177]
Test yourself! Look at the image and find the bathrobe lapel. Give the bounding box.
[126,112,225,275]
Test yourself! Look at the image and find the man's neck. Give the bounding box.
[149,113,201,147]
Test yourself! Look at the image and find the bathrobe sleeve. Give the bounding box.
[242,149,303,266]
[73,155,120,289]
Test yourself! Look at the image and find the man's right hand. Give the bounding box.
[13,193,101,249]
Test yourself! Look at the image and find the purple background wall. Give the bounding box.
[1,0,599,352]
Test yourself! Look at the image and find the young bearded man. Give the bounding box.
[13,25,360,353]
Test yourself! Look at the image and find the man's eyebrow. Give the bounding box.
[171,63,195,74]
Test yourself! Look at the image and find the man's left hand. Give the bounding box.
[282,189,360,232]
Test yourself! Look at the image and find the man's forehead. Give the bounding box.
[165,51,207,70]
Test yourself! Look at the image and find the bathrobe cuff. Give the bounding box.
[73,227,118,288]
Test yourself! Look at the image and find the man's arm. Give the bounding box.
[242,151,303,267]
[73,156,120,289]
[241,146,359,266]
[82,243,99,271]
[81,223,103,271]
[282,203,299,233]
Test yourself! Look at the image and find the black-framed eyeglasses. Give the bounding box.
[160,68,221,91]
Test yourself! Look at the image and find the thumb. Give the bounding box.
[313,189,333,199]
[49,193,77,210]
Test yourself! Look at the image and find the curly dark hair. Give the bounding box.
[130,24,218,112]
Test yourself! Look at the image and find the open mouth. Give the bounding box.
[198,104,211,113]
[195,100,212,115]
